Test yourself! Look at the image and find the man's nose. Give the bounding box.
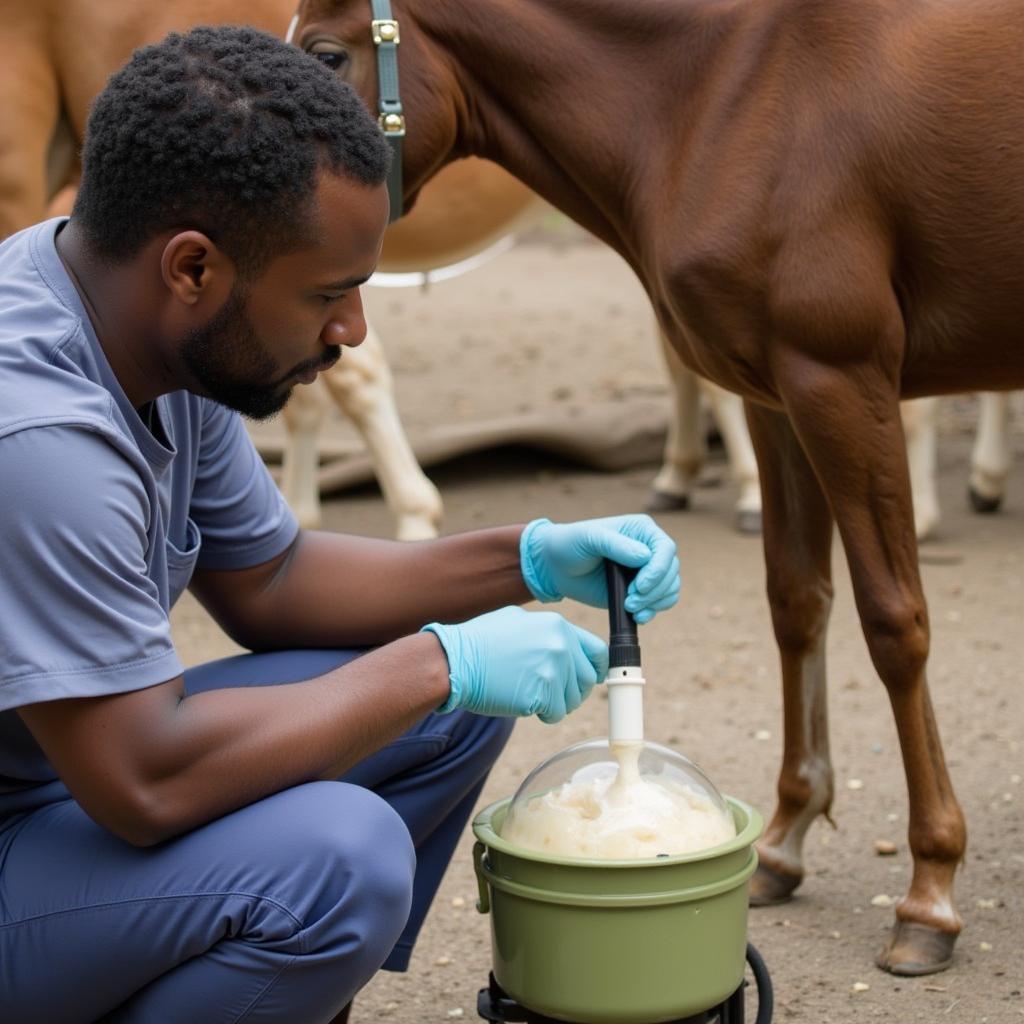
[321,292,367,348]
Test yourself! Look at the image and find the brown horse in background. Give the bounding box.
[293,0,1024,974]
[0,0,539,537]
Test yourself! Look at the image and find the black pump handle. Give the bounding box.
[605,561,641,668]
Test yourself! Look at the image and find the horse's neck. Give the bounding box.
[412,0,744,264]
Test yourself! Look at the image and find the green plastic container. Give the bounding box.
[472,796,762,1024]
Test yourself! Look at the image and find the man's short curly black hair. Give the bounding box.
[73,25,390,274]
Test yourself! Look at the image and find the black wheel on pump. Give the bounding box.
[746,942,774,1024]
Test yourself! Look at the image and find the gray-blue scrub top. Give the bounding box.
[0,219,299,820]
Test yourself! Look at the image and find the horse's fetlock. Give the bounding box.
[777,761,833,818]
[910,811,967,866]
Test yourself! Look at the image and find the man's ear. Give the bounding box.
[160,232,236,307]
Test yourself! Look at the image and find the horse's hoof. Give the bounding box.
[914,514,939,542]
[735,508,762,535]
[876,921,957,976]
[646,490,690,512]
[749,862,802,906]
[968,486,1002,514]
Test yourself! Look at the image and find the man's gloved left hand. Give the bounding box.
[520,514,680,623]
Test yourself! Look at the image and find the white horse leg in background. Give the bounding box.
[901,393,1013,540]
[703,379,762,534]
[968,392,1013,513]
[280,375,331,530]
[649,329,763,534]
[649,334,701,511]
[901,396,941,540]
[318,321,443,540]
[657,360,1015,541]
[279,324,443,538]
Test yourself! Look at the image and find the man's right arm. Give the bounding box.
[3,425,446,845]
[18,633,451,846]
[19,605,608,846]
[4,426,609,845]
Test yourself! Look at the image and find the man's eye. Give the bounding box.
[319,293,345,304]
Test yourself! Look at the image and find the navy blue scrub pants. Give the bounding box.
[0,649,514,1023]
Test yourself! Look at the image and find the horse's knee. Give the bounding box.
[766,577,833,655]
[328,370,377,417]
[860,598,929,691]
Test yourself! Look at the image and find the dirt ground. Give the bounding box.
[172,227,1023,1024]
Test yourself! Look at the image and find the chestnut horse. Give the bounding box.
[2,0,770,536]
[293,0,1024,973]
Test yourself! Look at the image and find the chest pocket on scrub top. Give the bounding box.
[165,516,201,607]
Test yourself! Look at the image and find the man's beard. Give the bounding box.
[179,287,298,421]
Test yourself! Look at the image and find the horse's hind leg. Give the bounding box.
[744,403,835,904]
[778,340,965,975]
[968,391,1012,513]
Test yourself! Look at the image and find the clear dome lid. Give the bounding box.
[501,738,735,861]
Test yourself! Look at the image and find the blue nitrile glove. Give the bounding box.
[519,514,680,624]
[422,606,609,723]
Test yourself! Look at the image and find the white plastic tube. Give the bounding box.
[606,664,645,745]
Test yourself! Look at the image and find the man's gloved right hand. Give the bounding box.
[422,606,608,723]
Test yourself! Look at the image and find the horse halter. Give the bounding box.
[287,3,405,221]
[370,0,405,222]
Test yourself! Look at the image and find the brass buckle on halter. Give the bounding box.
[372,19,400,45]
[378,112,406,135]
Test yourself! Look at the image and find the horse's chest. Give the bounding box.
[650,257,779,406]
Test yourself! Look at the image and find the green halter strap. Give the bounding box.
[370,0,405,222]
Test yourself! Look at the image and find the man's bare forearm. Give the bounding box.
[22,633,454,846]
[152,634,452,840]
[191,524,534,650]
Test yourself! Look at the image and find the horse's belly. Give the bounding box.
[901,337,1024,397]
[900,301,1024,396]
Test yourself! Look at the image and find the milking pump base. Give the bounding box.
[477,972,747,1024]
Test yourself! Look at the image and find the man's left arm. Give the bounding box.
[190,525,532,650]
[191,511,681,650]
[187,401,531,647]
[187,404,678,650]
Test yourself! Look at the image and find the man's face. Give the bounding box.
[179,283,293,421]
[180,170,389,420]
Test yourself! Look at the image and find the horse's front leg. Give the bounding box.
[321,321,443,540]
[280,378,331,529]
[650,330,763,533]
[704,381,762,533]
[744,403,835,904]
[779,349,965,975]
[901,397,941,540]
[649,330,705,512]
